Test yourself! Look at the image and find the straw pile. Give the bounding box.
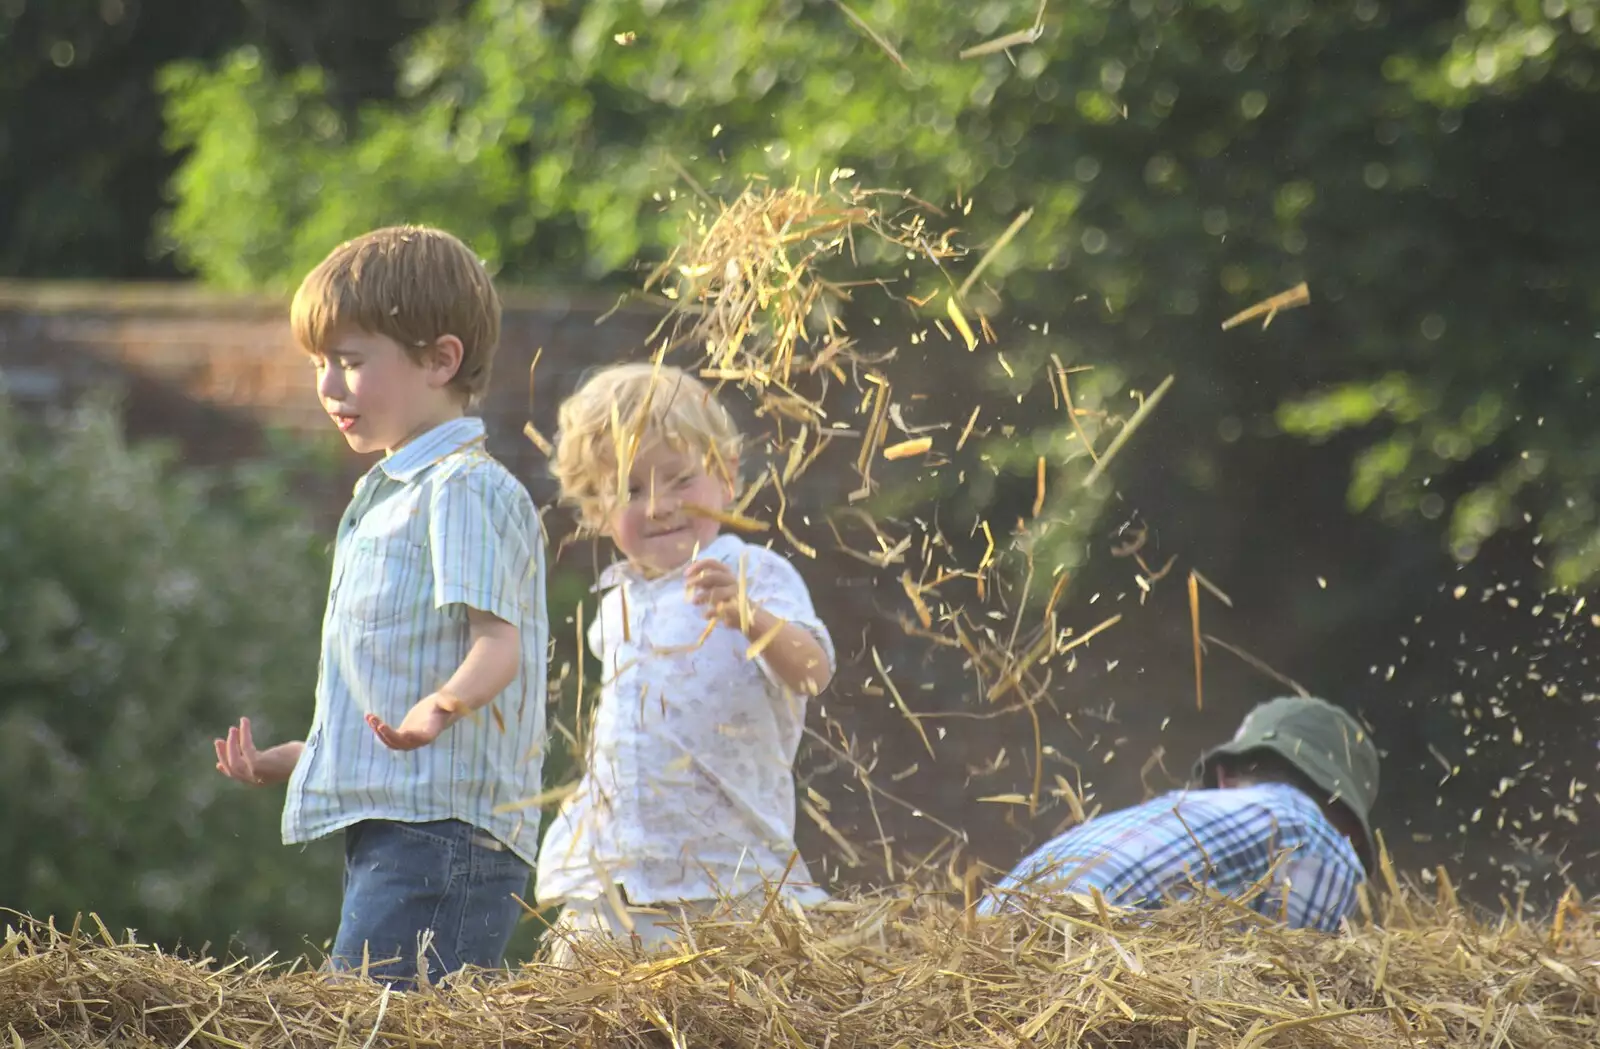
[5,882,1596,1049]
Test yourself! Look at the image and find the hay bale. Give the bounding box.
[3,888,1596,1048]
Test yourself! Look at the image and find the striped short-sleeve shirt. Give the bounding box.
[283,416,548,866]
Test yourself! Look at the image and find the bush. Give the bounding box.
[0,388,342,960]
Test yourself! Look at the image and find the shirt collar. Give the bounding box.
[594,533,744,592]
[377,416,486,483]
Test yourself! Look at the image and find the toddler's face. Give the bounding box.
[603,440,732,574]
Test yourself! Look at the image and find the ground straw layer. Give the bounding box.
[4,883,1597,1049]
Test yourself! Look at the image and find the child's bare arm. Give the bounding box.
[439,608,522,709]
[743,606,834,695]
[686,559,834,695]
[367,609,521,750]
[214,717,303,786]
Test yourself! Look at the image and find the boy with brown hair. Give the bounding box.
[212,226,548,986]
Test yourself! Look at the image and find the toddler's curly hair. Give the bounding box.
[552,362,743,530]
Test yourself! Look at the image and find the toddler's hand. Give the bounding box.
[367,692,464,751]
[686,558,746,628]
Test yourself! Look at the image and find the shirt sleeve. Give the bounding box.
[977,815,1129,916]
[732,544,837,678]
[428,463,538,625]
[978,839,1064,915]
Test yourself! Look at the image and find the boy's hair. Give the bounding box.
[1215,752,1366,850]
[553,362,743,530]
[1215,752,1319,795]
[290,225,503,405]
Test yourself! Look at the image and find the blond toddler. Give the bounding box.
[536,363,834,960]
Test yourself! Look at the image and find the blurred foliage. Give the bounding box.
[0,388,340,958]
[0,0,461,277]
[153,0,1600,583]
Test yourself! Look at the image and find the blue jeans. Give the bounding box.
[330,819,530,987]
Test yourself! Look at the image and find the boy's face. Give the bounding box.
[603,440,733,575]
[314,328,463,455]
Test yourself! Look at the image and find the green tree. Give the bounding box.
[155,0,1600,581]
[0,0,461,277]
[0,390,340,958]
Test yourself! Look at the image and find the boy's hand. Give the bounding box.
[686,559,747,628]
[366,692,465,751]
[214,717,301,786]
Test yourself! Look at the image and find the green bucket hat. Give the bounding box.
[1193,696,1380,871]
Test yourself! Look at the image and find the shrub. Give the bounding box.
[0,389,341,960]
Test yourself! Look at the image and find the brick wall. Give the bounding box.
[0,280,670,515]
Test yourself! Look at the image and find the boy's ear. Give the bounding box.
[426,335,465,387]
[723,456,741,498]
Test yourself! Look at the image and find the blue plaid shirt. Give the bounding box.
[979,784,1364,931]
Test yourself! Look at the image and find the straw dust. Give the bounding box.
[630,184,1124,797]
[3,885,1597,1048]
